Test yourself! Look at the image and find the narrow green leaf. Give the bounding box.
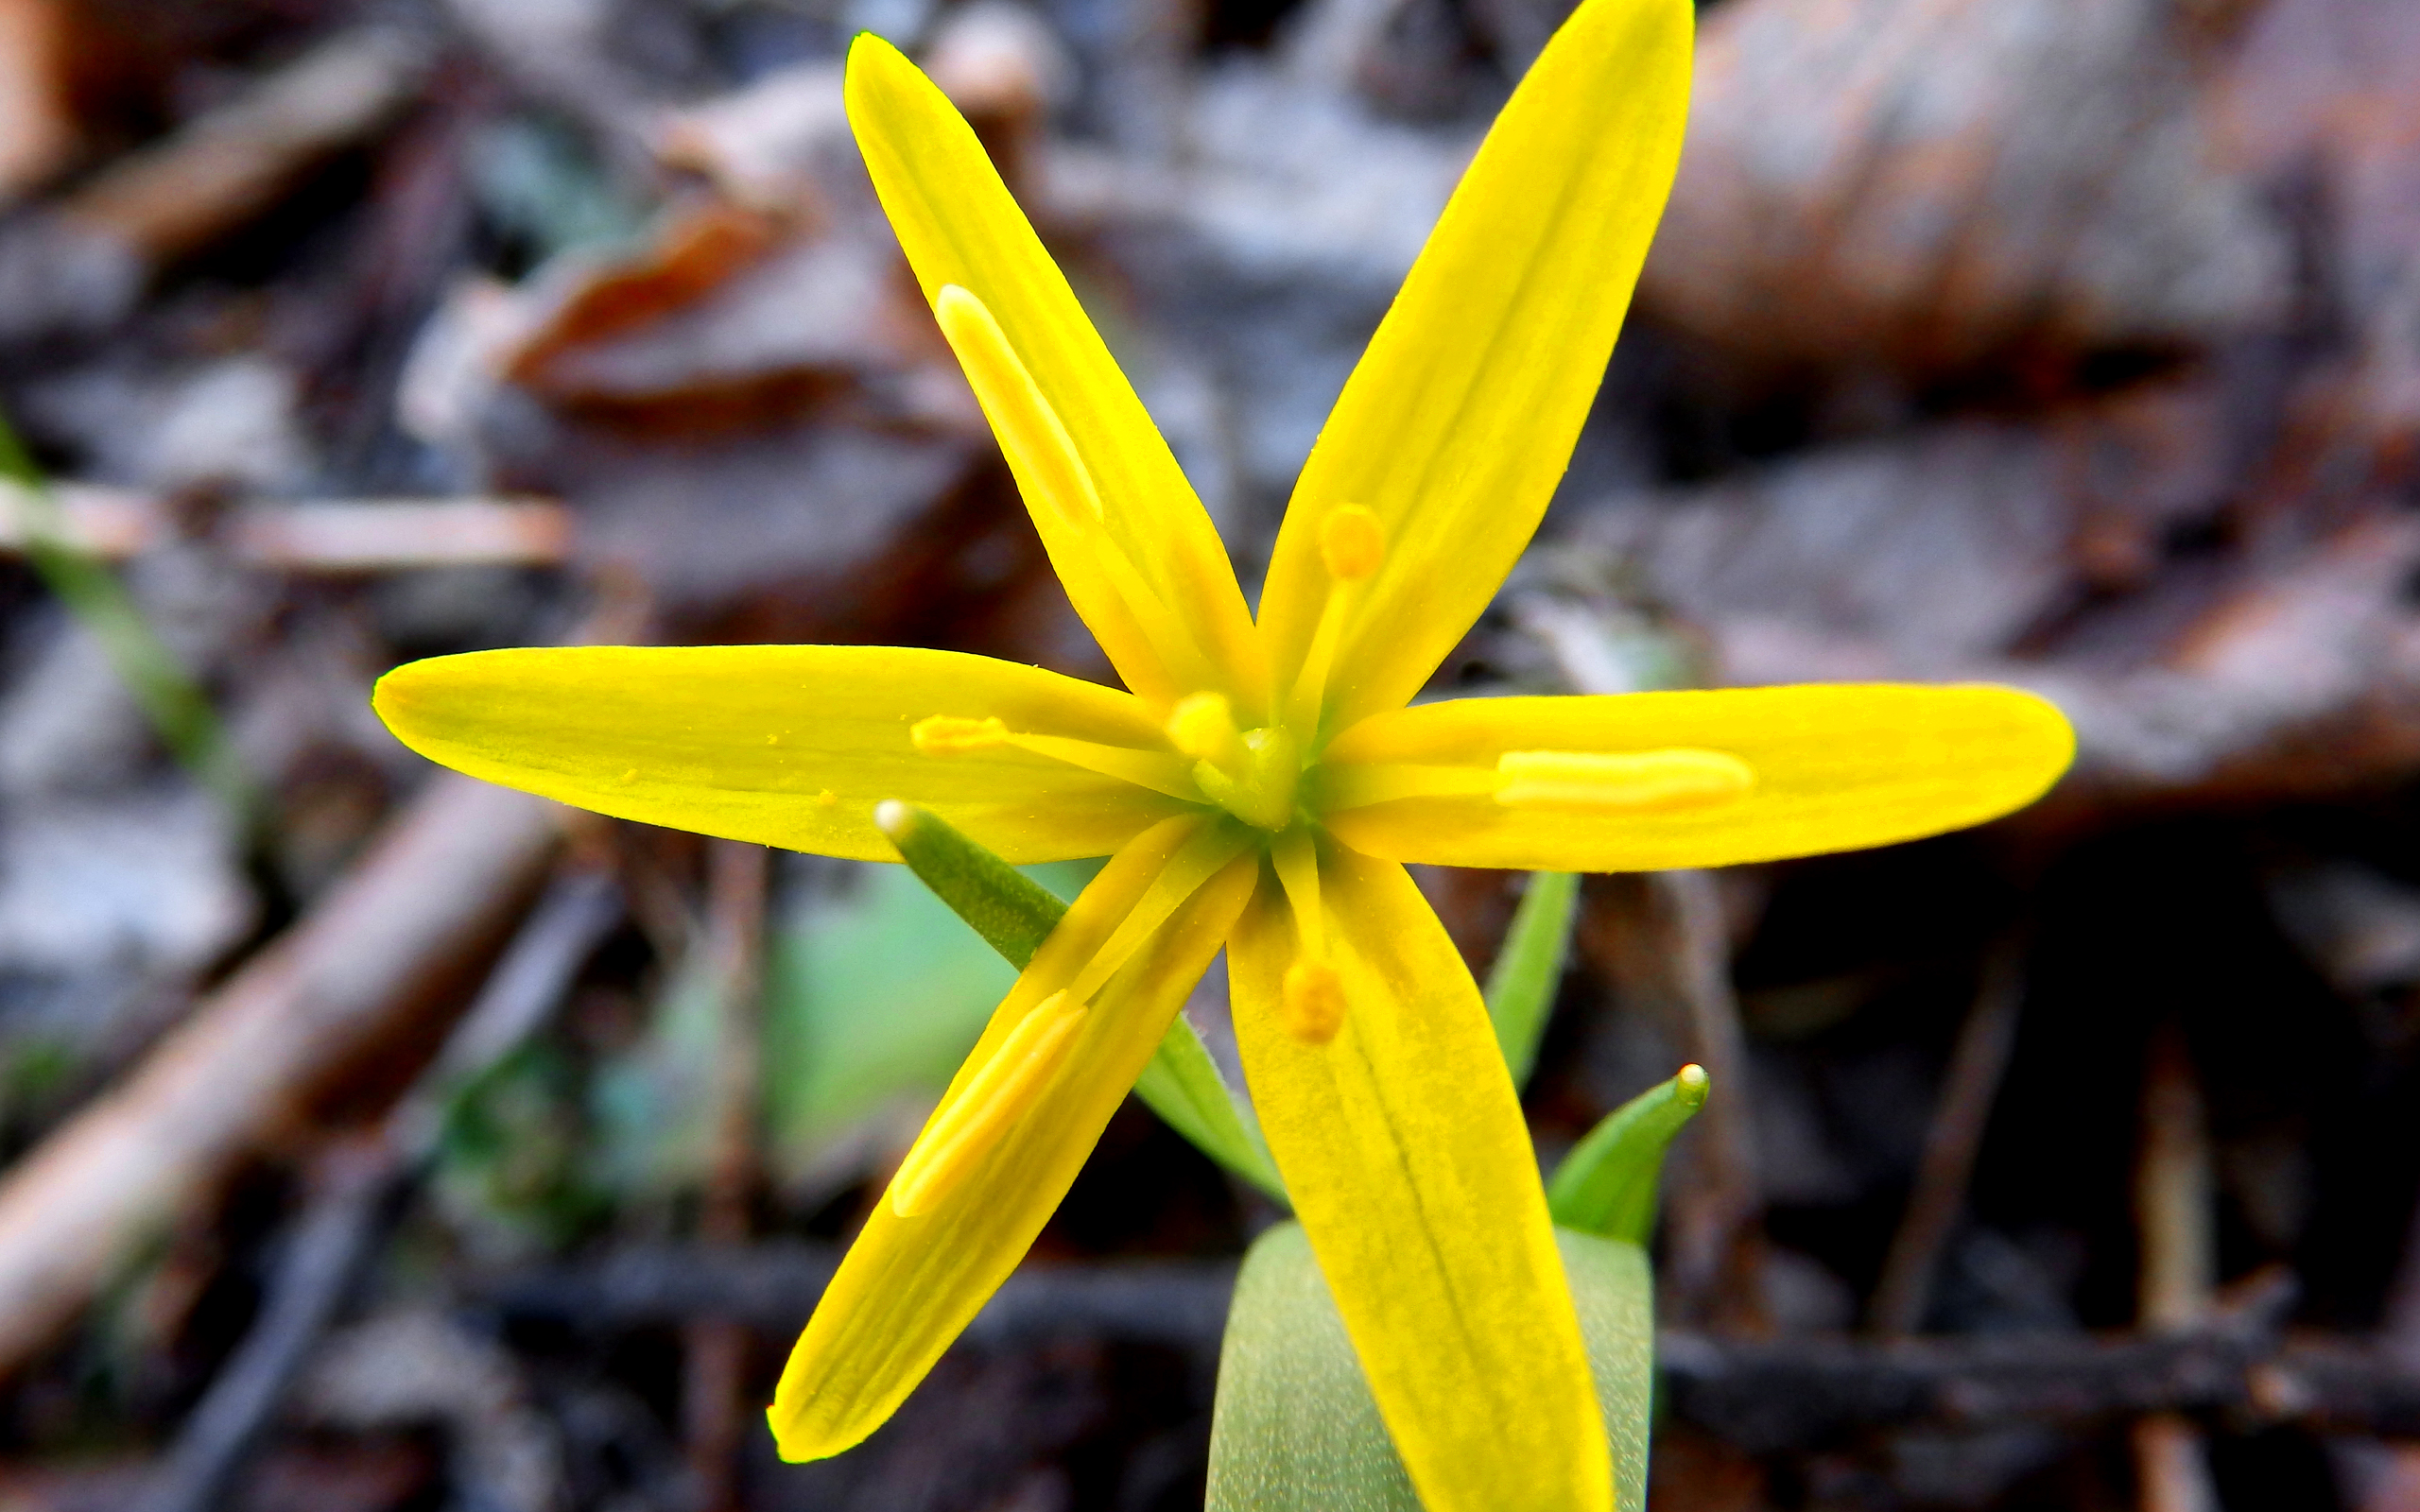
[759,861,1022,1173]
[1483,870,1579,1088]
[876,801,1288,1203]
[1206,1221,1652,1512]
[1131,1018,1288,1202]
[1546,1064,1709,1242]
[0,412,251,821]
[873,800,1066,969]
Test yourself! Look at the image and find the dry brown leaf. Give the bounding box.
[1641,0,2289,376]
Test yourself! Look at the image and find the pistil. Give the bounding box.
[1167,692,1300,830]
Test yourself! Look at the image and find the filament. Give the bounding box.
[910,713,1198,799]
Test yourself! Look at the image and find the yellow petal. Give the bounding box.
[372,644,1191,863]
[1322,684,2074,871]
[770,816,1257,1458]
[1257,0,1692,731]
[846,37,1263,712]
[1228,844,1610,1512]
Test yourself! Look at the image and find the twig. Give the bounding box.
[2356,1127,2420,1512]
[0,486,574,570]
[133,869,622,1512]
[1868,940,2028,1336]
[133,1143,406,1512]
[62,26,436,266]
[0,26,439,343]
[2134,1021,2221,1512]
[0,772,562,1379]
[484,1244,1237,1350]
[1653,868,1768,1331]
[475,1241,2420,1448]
[685,842,767,1512]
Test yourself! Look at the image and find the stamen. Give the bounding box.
[932,284,1211,692]
[890,990,1088,1217]
[1065,821,1253,1001]
[1320,762,1497,810]
[1270,829,1324,960]
[1319,504,1386,581]
[1322,748,1758,813]
[912,714,1009,754]
[1495,748,1754,811]
[1280,959,1347,1045]
[910,713,1200,799]
[1167,692,1247,771]
[1287,504,1387,727]
[1268,832,1342,1043]
[934,286,1103,527]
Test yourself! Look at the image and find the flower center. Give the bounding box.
[1166,692,1301,831]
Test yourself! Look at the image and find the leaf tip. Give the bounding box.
[873,798,915,838]
[1675,1061,1708,1107]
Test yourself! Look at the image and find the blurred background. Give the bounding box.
[0,0,2411,1507]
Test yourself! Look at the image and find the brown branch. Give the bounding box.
[477,1243,2420,1449]
[0,485,573,570]
[1654,868,1769,1332]
[0,772,561,1379]
[685,841,768,1512]
[60,26,437,267]
[132,868,622,1512]
[2133,1022,2221,1512]
[1869,941,2027,1336]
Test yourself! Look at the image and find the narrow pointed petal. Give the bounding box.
[846,36,1262,710]
[1322,684,2074,871]
[1229,846,1610,1512]
[770,816,1257,1458]
[1257,0,1692,730]
[373,644,1189,863]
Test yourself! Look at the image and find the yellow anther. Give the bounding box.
[816,788,839,807]
[911,714,1009,755]
[890,990,1089,1217]
[1166,691,1246,770]
[933,284,1104,527]
[1319,505,1385,581]
[1495,748,1754,811]
[1280,959,1347,1045]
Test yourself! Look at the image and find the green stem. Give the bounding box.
[874,801,1288,1202]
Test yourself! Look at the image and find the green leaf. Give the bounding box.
[1546,1064,1709,1242]
[1130,1018,1287,1202]
[1483,870,1579,1089]
[759,860,1028,1170]
[1206,1221,1653,1512]
[876,801,1288,1201]
[873,799,1073,970]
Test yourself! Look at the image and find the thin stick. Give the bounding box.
[1868,940,2027,1336]
[0,485,574,570]
[133,869,622,1512]
[2132,1021,2221,1512]
[1654,868,1767,1331]
[686,842,768,1512]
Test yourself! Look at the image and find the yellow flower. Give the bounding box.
[373,4,2072,1507]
